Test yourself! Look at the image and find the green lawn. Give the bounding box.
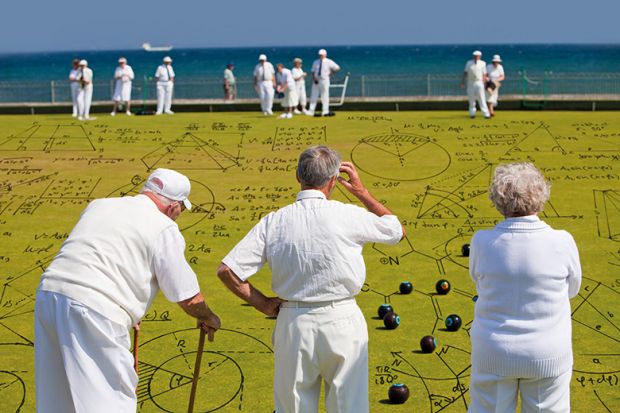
[0,111,618,412]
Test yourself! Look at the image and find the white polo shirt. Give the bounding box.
[155,64,175,83]
[464,59,487,83]
[311,58,340,81]
[291,67,306,83]
[279,68,295,89]
[79,67,93,87]
[487,64,505,82]
[254,62,275,82]
[115,65,135,83]
[222,189,403,302]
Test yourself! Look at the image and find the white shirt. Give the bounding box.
[69,68,79,83]
[487,64,505,82]
[464,59,487,83]
[279,68,295,89]
[222,190,403,302]
[78,67,93,87]
[38,195,200,327]
[155,64,175,83]
[291,67,306,83]
[115,65,135,83]
[470,215,581,377]
[254,62,275,82]
[311,58,340,81]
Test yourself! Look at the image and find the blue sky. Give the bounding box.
[1,0,618,53]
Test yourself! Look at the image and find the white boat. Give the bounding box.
[142,42,173,52]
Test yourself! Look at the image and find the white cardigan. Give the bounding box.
[469,215,582,378]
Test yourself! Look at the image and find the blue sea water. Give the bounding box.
[1,44,619,82]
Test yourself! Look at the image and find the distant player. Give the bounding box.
[154,56,175,115]
[111,57,135,116]
[276,63,299,119]
[486,54,505,117]
[223,62,236,100]
[460,50,490,119]
[253,54,276,115]
[291,57,308,114]
[76,59,94,121]
[307,49,340,116]
[68,59,80,117]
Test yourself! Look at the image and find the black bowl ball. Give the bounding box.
[388,383,410,404]
[399,281,413,294]
[383,312,400,330]
[445,314,462,331]
[435,279,451,295]
[378,304,393,319]
[420,335,437,353]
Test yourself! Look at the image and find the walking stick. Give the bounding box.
[132,323,140,374]
[188,327,207,413]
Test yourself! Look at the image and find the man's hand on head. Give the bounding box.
[337,161,367,198]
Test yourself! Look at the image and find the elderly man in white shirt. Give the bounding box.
[68,59,80,117]
[155,56,175,115]
[111,57,135,116]
[276,63,299,119]
[35,168,221,413]
[217,146,404,413]
[291,57,308,114]
[461,50,490,119]
[486,54,506,117]
[253,54,276,115]
[76,59,94,121]
[307,49,340,117]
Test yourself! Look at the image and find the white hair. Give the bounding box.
[297,146,341,188]
[489,163,551,217]
[140,189,176,206]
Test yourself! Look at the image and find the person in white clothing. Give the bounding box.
[34,168,221,413]
[111,57,135,116]
[485,54,505,117]
[76,59,94,121]
[217,146,405,413]
[276,64,299,119]
[155,56,175,115]
[468,163,581,413]
[253,54,276,115]
[68,59,80,117]
[308,49,340,116]
[461,50,490,119]
[291,57,307,114]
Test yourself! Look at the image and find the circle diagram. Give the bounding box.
[351,133,451,181]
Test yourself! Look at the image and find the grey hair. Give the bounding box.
[140,189,176,206]
[297,146,341,188]
[489,163,551,217]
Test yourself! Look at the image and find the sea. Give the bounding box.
[1,44,619,82]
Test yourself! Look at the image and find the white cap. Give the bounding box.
[163,56,172,63]
[118,57,127,63]
[318,49,327,56]
[79,59,88,66]
[258,54,267,61]
[143,168,192,210]
[492,54,502,62]
[472,50,482,56]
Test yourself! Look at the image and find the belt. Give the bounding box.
[281,297,355,308]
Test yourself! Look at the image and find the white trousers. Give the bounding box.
[70,82,80,115]
[34,290,137,413]
[258,80,274,113]
[77,86,92,118]
[113,81,132,102]
[295,81,307,107]
[468,366,572,413]
[467,81,490,117]
[156,81,174,113]
[309,79,330,114]
[274,299,368,413]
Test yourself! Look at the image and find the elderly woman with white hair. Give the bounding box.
[468,163,581,413]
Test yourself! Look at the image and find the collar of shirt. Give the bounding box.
[495,215,550,232]
[296,189,326,201]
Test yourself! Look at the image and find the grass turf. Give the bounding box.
[0,110,618,412]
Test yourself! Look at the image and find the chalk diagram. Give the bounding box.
[351,133,451,181]
[0,370,26,412]
[106,175,224,232]
[141,132,243,172]
[0,123,95,152]
[271,125,327,151]
[593,189,620,241]
[136,327,273,412]
[503,122,567,155]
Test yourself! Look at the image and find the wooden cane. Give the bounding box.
[188,327,207,413]
[132,324,140,374]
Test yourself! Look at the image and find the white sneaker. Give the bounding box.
[279,113,288,119]
[85,116,96,121]
[78,116,84,121]
[304,110,314,116]
[267,110,273,116]
[286,113,293,119]
[293,109,302,115]
[110,111,116,116]
[155,112,162,115]
[165,110,174,115]
[126,111,132,116]
[72,113,77,117]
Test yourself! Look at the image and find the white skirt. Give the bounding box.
[113,81,132,101]
[282,87,299,108]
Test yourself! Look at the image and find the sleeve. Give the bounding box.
[221,215,270,281]
[564,232,582,298]
[464,61,469,72]
[331,60,340,72]
[469,232,480,284]
[169,67,175,78]
[253,65,259,77]
[348,206,402,245]
[499,66,505,77]
[311,60,319,75]
[482,63,487,75]
[128,66,135,80]
[152,226,201,303]
[154,66,160,78]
